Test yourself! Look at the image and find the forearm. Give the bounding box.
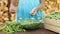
[40,0,45,4]
[35,0,45,10]
[10,0,16,4]
[10,0,17,6]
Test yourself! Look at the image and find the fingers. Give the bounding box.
[30,10,37,16]
[9,4,16,12]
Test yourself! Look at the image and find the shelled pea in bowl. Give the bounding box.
[19,19,41,29]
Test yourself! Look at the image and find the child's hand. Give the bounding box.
[30,7,37,16]
[9,4,16,13]
[30,4,45,16]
